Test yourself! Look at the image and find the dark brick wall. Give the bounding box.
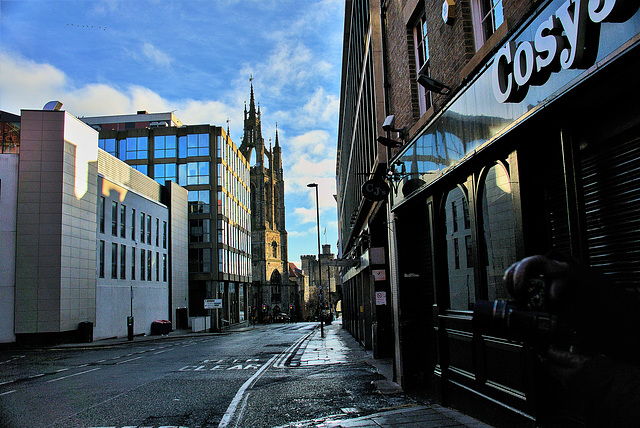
[382,0,538,138]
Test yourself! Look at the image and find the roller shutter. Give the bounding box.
[580,128,640,287]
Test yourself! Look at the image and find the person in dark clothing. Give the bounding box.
[503,253,640,427]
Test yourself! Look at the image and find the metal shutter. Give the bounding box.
[580,130,640,287]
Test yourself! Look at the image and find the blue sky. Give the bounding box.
[0,0,345,265]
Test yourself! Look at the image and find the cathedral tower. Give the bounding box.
[240,81,291,321]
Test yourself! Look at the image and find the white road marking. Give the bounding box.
[0,390,16,396]
[46,367,100,383]
[116,356,142,365]
[218,352,278,428]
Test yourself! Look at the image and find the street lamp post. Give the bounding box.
[307,183,324,338]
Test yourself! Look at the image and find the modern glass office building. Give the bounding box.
[82,112,251,327]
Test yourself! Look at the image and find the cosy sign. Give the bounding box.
[492,0,634,103]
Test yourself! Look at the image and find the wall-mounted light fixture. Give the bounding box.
[417,72,451,95]
[442,0,456,25]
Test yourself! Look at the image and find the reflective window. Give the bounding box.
[188,190,210,213]
[132,164,147,175]
[187,161,210,185]
[480,163,515,300]
[413,11,431,114]
[189,219,211,243]
[154,135,177,158]
[99,138,117,157]
[472,0,504,50]
[189,248,211,273]
[125,136,148,160]
[445,186,475,310]
[187,133,210,156]
[154,163,177,184]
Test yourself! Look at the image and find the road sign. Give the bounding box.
[204,299,223,309]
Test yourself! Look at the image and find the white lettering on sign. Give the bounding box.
[493,0,631,103]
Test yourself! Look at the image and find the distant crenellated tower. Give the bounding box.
[239,81,292,321]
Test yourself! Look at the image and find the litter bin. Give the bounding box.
[151,320,171,335]
[78,321,93,343]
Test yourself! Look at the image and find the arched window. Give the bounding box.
[479,162,515,300]
[271,241,278,258]
[445,185,475,310]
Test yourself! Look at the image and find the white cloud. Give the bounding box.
[0,50,67,112]
[141,42,173,67]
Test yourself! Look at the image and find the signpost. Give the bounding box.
[205,299,223,332]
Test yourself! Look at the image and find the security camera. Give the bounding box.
[382,115,395,132]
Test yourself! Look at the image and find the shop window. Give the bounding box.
[471,0,504,50]
[479,162,515,300]
[445,186,475,310]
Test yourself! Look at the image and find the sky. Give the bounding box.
[0,0,345,266]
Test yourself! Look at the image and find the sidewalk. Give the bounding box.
[290,320,492,428]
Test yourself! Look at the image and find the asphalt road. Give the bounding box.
[0,322,410,428]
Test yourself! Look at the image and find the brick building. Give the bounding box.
[337,0,640,425]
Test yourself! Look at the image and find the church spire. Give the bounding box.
[275,123,280,148]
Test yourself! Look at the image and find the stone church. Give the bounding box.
[240,82,294,322]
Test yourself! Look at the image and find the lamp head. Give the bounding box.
[417,73,451,95]
[307,183,318,188]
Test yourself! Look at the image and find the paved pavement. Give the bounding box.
[285,320,492,428]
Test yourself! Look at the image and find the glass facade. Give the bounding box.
[95,124,251,322]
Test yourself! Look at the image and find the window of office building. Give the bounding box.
[471,0,504,49]
[163,221,167,248]
[140,249,145,281]
[188,190,210,213]
[189,219,211,243]
[413,11,431,114]
[147,250,152,281]
[187,161,210,185]
[125,136,148,160]
[154,163,177,184]
[120,205,126,238]
[163,254,167,282]
[140,212,145,242]
[111,201,118,236]
[131,246,136,280]
[187,133,210,157]
[99,138,118,157]
[99,240,105,278]
[189,248,211,273]
[120,244,126,279]
[131,208,136,240]
[156,218,159,246]
[111,243,118,279]
[178,135,187,158]
[156,252,160,281]
[99,197,105,234]
[147,214,152,244]
[154,135,177,158]
[132,164,147,175]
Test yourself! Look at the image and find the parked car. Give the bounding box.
[274,312,290,323]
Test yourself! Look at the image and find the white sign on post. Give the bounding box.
[204,299,223,309]
[375,291,387,305]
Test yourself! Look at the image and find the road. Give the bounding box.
[0,322,410,428]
